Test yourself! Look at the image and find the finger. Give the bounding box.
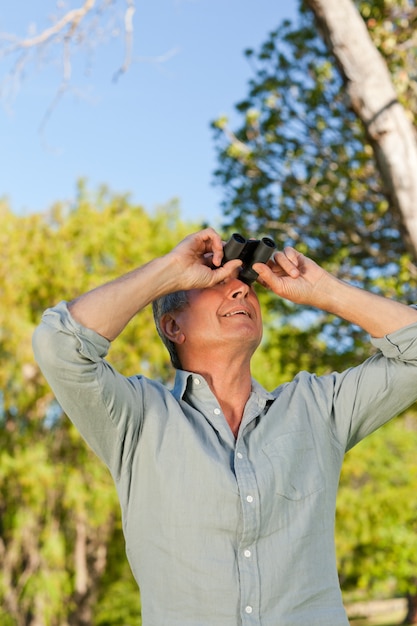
[252,263,276,288]
[198,228,224,266]
[209,259,242,283]
[211,246,224,267]
[273,249,300,277]
[219,258,242,277]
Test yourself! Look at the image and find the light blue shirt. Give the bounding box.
[33,302,417,626]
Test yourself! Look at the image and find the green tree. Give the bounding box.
[212,9,416,370]
[305,0,417,258]
[0,187,194,625]
[336,415,417,617]
[212,0,417,351]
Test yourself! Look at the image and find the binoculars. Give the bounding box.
[222,233,277,285]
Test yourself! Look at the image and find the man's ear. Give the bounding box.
[160,313,186,345]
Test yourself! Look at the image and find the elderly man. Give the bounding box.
[33,227,417,626]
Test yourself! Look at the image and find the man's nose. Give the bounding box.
[227,276,250,299]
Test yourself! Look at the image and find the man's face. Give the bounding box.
[171,273,263,360]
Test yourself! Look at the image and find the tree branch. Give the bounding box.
[113,0,136,81]
[9,0,97,50]
[0,1,137,102]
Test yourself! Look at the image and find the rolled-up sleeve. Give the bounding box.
[371,318,417,359]
[329,315,417,450]
[32,301,143,479]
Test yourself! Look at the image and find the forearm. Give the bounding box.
[256,248,417,338]
[68,227,239,341]
[313,273,417,337]
[69,253,177,340]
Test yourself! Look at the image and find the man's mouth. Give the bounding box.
[224,310,251,318]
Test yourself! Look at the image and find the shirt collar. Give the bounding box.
[171,369,275,404]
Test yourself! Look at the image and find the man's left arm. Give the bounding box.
[255,248,417,447]
[254,247,417,336]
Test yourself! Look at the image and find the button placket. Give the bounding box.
[234,438,260,624]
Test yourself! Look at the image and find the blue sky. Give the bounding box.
[1,0,298,227]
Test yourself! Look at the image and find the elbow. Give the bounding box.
[32,321,53,374]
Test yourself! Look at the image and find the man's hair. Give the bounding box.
[152,290,189,369]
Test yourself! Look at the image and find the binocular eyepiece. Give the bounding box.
[222,233,277,285]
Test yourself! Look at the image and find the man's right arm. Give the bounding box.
[68,227,240,341]
[32,229,241,471]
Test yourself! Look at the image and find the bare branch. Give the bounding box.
[8,0,97,50]
[113,0,136,81]
[0,0,136,108]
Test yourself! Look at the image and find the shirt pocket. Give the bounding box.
[262,430,324,500]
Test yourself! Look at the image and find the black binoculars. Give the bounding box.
[222,233,277,285]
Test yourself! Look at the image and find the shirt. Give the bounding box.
[32,301,417,626]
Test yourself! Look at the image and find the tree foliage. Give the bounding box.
[0,186,193,625]
[337,415,417,600]
[356,0,417,121]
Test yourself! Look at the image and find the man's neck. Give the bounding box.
[183,354,253,438]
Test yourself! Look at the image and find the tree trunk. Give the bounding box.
[304,0,417,262]
[68,514,111,626]
[404,594,417,625]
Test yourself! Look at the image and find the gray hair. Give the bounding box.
[152,290,189,369]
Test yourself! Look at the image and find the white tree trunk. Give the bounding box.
[305,0,417,261]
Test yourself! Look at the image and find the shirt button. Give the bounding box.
[244,549,251,558]
[193,378,200,385]
[213,408,221,415]
[245,605,253,614]
[236,452,243,459]
[246,495,254,503]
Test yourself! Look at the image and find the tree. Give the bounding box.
[0,186,193,624]
[304,0,417,260]
[0,424,120,626]
[336,415,417,623]
[212,0,417,361]
[0,0,136,119]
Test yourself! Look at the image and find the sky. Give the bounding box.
[1,0,298,227]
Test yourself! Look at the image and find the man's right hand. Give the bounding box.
[166,228,242,291]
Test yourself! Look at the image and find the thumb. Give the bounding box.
[252,263,275,288]
[210,259,242,283]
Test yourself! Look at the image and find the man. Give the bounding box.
[33,227,417,625]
